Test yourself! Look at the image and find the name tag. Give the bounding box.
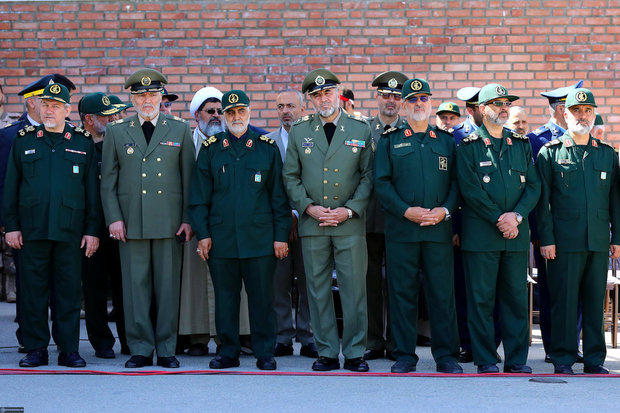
[520,174,526,183]
[25,149,36,155]
[344,139,366,148]
[479,161,492,167]
[302,142,314,147]
[557,159,573,165]
[393,142,411,149]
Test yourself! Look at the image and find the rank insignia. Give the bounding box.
[64,132,71,140]
[438,156,447,171]
[483,138,491,146]
[162,120,167,126]
[222,139,230,148]
[564,139,573,147]
[483,174,491,183]
[130,121,135,127]
[506,137,512,145]
[404,129,412,137]
[429,130,436,139]
[246,139,253,148]
[591,140,598,148]
[37,130,43,138]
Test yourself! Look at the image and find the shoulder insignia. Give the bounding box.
[347,114,368,124]
[461,133,480,144]
[599,140,613,149]
[25,125,36,132]
[532,125,549,135]
[434,126,453,137]
[259,135,275,145]
[109,118,125,126]
[172,115,187,123]
[382,127,397,136]
[17,128,27,137]
[543,139,561,148]
[202,136,218,147]
[295,114,314,124]
[511,131,529,141]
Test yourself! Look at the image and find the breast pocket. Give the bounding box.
[552,162,578,189]
[21,151,43,178]
[64,151,87,179]
[475,163,499,188]
[211,161,230,191]
[247,162,271,188]
[593,164,612,190]
[510,164,527,189]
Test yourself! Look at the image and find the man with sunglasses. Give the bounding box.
[374,78,462,374]
[456,84,540,374]
[363,71,408,362]
[160,88,178,116]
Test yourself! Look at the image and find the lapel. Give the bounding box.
[124,114,148,155]
[144,115,169,157]
[309,116,328,156]
[324,113,348,161]
[272,129,287,161]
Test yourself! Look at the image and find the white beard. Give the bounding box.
[318,106,336,118]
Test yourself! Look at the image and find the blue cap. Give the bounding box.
[456,86,481,105]
[18,74,76,98]
[162,87,178,102]
[540,80,584,104]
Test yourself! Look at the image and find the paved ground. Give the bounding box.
[0,301,619,412]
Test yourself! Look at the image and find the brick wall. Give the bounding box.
[1,0,618,142]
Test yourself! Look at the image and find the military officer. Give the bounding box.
[456,83,540,374]
[536,88,620,375]
[3,83,100,368]
[100,68,195,369]
[189,90,291,370]
[591,113,605,140]
[282,68,374,372]
[506,106,529,136]
[451,86,482,145]
[108,95,132,119]
[363,71,408,361]
[0,83,19,128]
[435,101,461,132]
[374,78,462,374]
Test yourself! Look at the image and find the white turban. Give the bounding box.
[190,86,223,118]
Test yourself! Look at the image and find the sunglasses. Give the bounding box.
[161,102,172,108]
[490,101,512,107]
[406,96,429,103]
[203,108,223,115]
[378,92,402,101]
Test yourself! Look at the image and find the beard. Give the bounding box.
[92,116,107,136]
[200,118,225,136]
[136,106,158,121]
[406,105,431,122]
[318,106,336,118]
[566,118,593,135]
[43,120,58,129]
[225,117,249,136]
[485,107,508,126]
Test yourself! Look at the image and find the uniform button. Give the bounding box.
[334,183,339,187]
[142,173,146,177]
[143,158,146,162]
[142,190,147,194]
[323,196,328,200]
[51,149,55,153]
[334,169,339,173]
[333,196,339,200]
[157,190,162,194]
[157,158,161,162]
[324,167,328,172]
[421,144,425,148]
[323,180,328,184]
[158,173,162,176]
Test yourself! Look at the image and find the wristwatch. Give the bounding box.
[346,208,353,219]
[514,212,523,225]
[443,207,451,221]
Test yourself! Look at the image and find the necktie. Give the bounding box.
[324,122,336,145]
[142,121,155,144]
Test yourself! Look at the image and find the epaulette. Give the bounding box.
[382,127,398,136]
[346,113,368,124]
[73,127,91,138]
[294,114,314,125]
[511,131,529,141]
[461,133,480,144]
[599,140,613,149]
[202,135,218,148]
[109,118,125,126]
[171,115,188,124]
[434,126,453,137]
[531,125,549,136]
[544,139,561,148]
[17,125,36,137]
[259,135,275,145]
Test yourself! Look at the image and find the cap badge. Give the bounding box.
[445,103,454,110]
[229,93,239,104]
[412,80,422,91]
[388,78,398,89]
[141,76,152,86]
[315,75,325,86]
[495,85,507,96]
[49,84,61,95]
[102,96,111,106]
[576,91,587,102]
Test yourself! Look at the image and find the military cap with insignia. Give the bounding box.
[372,71,409,95]
[124,68,168,94]
[478,83,519,105]
[436,101,461,116]
[456,86,481,106]
[402,78,432,100]
[39,83,71,104]
[564,87,597,109]
[18,74,76,99]
[302,68,341,94]
[221,89,250,112]
[78,92,119,116]
[540,80,583,104]
[108,95,133,110]
[161,87,178,102]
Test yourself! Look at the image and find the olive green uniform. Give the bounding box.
[456,125,540,367]
[3,123,100,353]
[536,133,620,367]
[188,129,291,359]
[374,122,460,364]
[282,111,373,360]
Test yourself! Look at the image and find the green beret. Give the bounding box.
[124,68,167,94]
[302,68,340,94]
[565,88,597,109]
[222,89,250,112]
[594,113,604,126]
[372,71,409,95]
[478,83,519,105]
[436,101,461,116]
[40,83,70,104]
[79,92,119,116]
[402,78,432,101]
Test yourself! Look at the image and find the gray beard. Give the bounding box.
[200,119,225,136]
[486,109,507,126]
[568,122,592,136]
[319,106,336,118]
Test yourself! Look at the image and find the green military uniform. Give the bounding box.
[456,122,540,367]
[283,108,373,360]
[3,121,100,354]
[188,124,290,359]
[536,88,620,370]
[374,118,460,366]
[100,111,194,358]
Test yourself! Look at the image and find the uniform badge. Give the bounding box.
[25,149,35,155]
[315,75,325,86]
[315,125,320,132]
[495,85,507,96]
[404,129,412,137]
[557,159,572,165]
[127,147,134,155]
[222,139,230,148]
[37,130,43,138]
[352,147,358,153]
[564,139,573,147]
[72,165,80,174]
[254,172,261,182]
[50,84,62,95]
[438,156,447,171]
[520,174,526,183]
[506,137,512,145]
[130,121,135,127]
[64,132,71,140]
[375,123,381,130]
[305,148,311,154]
[601,171,607,180]
[483,174,491,183]
[479,161,492,167]
[141,76,151,86]
[591,140,598,148]
[246,139,253,148]
[388,78,398,88]
[576,91,588,102]
[340,125,345,132]
[393,142,411,149]
[429,130,436,139]
[483,138,491,146]
[412,80,423,91]
[162,120,167,126]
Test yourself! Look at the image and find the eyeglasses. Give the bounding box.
[378,92,402,101]
[161,102,172,108]
[406,96,429,103]
[203,108,223,115]
[490,101,512,107]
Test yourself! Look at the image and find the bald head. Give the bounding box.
[506,106,529,135]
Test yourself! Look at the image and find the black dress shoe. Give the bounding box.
[576,351,584,363]
[363,349,384,360]
[120,346,131,356]
[95,348,116,359]
[343,357,369,372]
[274,343,294,357]
[19,349,48,367]
[256,356,277,370]
[503,364,532,374]
[312,356,340,371]
[58,352,86,368]
[477,364,499,374]
[125,355,153,368]
[18,345,27,354]
[300,343,319,358]
[437,360,463,374]
[544,354,552,363]
[209,355,240,369]
[554,364,574,375]
[458,349,473,363]
[157,356,180,368]
[186,343,209,357]
[240,335,253,355]
[583,365,609,374]
[391,360,416,373]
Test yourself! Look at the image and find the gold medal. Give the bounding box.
[305,148,311,154]
[127,147,134,155]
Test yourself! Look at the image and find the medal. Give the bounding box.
[305,148,311,154]
[483,174,490,183]
[127,147,134,155]
[352,147,358,153]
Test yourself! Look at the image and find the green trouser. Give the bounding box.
[547,251,608,367]
[365,232,393,352]
[208,255,277,359]
[20,240,82,353]
[463,250,529,366]
[302,235,368,359]
[386,240,460,364]
[119,238,181,357]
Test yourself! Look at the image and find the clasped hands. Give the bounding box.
[403,207,445,226]
[306,205,350,227]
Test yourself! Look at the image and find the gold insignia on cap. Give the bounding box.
[49,84,61,95]
[412,80,423,91]
[102,96,111,106]
[388,78,398,88]
[315,75,325,86]
[141,76,152,86]
[229,93,239,104]
[576,91,587,102]
[446,103,454,110]
[495,85,507,95]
